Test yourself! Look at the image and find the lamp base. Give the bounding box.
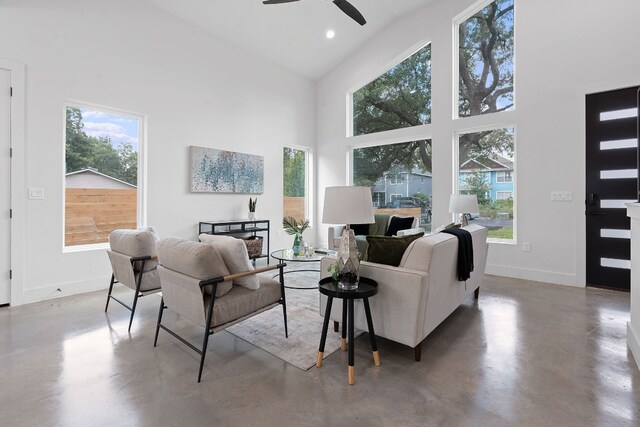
[461,215,469,227]
[338,272,359,290]
[337,229,360,290]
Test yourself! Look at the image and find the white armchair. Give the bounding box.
[154,237,288,383]
[105,227,162,332]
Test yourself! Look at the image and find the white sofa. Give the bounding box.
[320,224,488,361]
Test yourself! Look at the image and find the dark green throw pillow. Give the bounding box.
[349,223,370,236]
[365,232,424,267]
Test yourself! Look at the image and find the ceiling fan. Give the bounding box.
[262,0,367,26]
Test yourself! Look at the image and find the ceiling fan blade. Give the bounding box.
[263,0,300,4]
[333,0,366,26]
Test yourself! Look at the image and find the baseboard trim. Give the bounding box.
[486,264,581,287]
[628,322,640,370]
[21,276,109,305]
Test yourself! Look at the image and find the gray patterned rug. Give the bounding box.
[226,269,357,370]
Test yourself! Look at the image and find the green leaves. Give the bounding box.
[353,44,431,137]
[249,197,257,212]
[282,216,310,235]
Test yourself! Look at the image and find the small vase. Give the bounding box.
[248,211,256,220]
[292,233,300,256]
[298,234,306,256]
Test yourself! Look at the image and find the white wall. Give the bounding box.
[0,0,315,304]
[315,0,640,287]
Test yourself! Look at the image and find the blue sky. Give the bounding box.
[80,108,139,150]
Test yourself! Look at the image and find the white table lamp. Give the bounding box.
[449,194,479,227]
[322,186,375,289]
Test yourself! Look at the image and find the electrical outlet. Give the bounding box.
[522,242,531,252]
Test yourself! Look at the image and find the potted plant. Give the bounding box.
[248,197,257,220]
[282,217,310,256]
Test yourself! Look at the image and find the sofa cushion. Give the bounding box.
[199,234,259,290]
[369,214,391,236]
[366,233,424,266]
[157,237,232,297]
[385,216,415,236]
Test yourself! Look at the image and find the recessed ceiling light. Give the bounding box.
[326,29,336,39]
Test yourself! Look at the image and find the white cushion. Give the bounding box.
[109,226,159,257]
[199,234,260,290]
[108,227,160,271]
[157,237,233,297]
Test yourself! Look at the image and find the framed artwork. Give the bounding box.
[190,146,264,194]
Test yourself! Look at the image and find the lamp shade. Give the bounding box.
[322,186,375,225]
[449,194,479,214]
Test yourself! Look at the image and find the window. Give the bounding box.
[496,171,512,183]
[372,192,385,208]
[283,146,310,222]
[353,140,433,230]
[64,104,143,248]
[387,172,405,185]
[457,0,514,118]
[457,127,515,240]
[352,43,431,136]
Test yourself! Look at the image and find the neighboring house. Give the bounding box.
[371,169,432,207]
[65,168,137,189]
[459,155,514,201]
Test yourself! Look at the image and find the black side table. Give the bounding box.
[316,277,380,385]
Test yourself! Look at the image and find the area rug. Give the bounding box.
[226,269,361,370]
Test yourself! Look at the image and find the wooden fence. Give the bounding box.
[284,196,305,221]
[373,207,421,218]
[65,188,137,247]
[282,199,420,223]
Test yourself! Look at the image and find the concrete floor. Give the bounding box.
[1,275,639,426]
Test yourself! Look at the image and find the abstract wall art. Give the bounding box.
[190,146,264,194]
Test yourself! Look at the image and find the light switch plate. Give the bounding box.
[28,187,45,200]
[551,191,572,201]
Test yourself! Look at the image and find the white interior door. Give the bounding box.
[0,68,10,305]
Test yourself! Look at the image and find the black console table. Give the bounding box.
[198,219,270,264]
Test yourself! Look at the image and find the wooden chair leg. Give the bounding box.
[414,342,422,362]
[474,287,480,299]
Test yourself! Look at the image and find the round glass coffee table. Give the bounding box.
[270,249,328,290]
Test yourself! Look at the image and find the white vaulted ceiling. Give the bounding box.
[143,0,435,80]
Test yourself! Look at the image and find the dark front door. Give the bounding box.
[585,86,639,290]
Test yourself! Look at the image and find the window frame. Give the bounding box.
[453,124,517,244]
[496,191,513,200]
[346,38,433,139]
[387,173,406,185]
[282,144,314,227]
[453,0,516,121]
[496,171,513,183]
[62,100,147,253]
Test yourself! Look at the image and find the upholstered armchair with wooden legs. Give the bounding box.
[105,227,162,332]
[154,237,288,383]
